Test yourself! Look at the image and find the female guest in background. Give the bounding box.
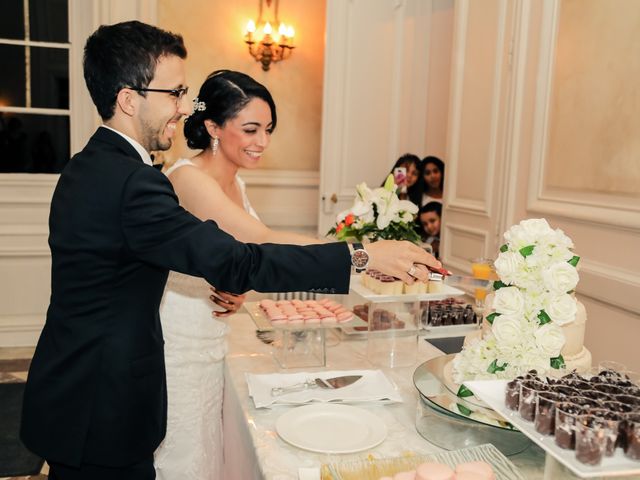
[155,70,325,480]
[384,153,423,208]
[421,155,445,206]
[418,201,442,259]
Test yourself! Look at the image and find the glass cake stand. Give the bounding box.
[413,354,532,456]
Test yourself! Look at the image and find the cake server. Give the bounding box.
[271,375,362,396]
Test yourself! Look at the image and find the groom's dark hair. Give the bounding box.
[83,20,187,120]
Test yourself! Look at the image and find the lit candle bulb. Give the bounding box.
[278,22,287,42]
[286,26,295,46]
[263,21,273,36]
[245,19,256,42]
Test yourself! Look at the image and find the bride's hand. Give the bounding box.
[210,287,246,317]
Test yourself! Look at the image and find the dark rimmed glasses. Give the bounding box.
[128,86,189,101]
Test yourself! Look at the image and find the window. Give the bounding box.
[0,0,70,173]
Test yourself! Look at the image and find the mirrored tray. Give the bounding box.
[413,354,532,456]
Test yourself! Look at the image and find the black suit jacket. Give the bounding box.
[20,127,350,467]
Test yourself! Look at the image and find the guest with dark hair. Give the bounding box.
[418,201,442,259]
[421,155,445,206]
[384,153,423,208]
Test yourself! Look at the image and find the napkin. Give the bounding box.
[246,369,402,408]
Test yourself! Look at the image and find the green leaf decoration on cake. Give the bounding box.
[500,244,509,253]
[550,355,565,370]
[485,312,499,325]
[457,385,474,398]
[519,245,535,257]
[487,359,508,374]
[568,255,580,267]
[456,403,473,416]
[493,280,507,291]
[537,310,552,326]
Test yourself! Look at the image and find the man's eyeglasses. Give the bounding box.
[129,86,189,100]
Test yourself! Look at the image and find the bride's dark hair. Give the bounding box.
[184,69,277,150]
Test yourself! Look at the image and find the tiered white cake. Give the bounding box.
[452,219,591,384]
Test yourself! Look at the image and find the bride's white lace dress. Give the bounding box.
[154,159,258,480]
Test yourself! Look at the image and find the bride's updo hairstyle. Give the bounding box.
[184,69,277,150]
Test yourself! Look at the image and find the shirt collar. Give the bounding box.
[100,125,153,166]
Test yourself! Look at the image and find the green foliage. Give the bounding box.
[457,385,474,398]
[486,312,499,325]
[537,310,552,326]
[487,359,508,374]
[568,256,580,267]
[519,245,535,257]
[550,355,565,370]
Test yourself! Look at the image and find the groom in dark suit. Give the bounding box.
[20,21,438,479]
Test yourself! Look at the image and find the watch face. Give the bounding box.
[352,249,369,269]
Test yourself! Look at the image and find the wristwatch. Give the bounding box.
[349,242,370,273]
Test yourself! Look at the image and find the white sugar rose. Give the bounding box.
[491,315,523,348]
[543,262,579,294]
[534,323,566,357]
[545,293,577,325]
[494,251,525,285]
[504,218,553,248]
[493,286,525,316]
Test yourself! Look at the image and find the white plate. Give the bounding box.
[275,403,387,454]
[350,275,465,301]
[465,379,640,478]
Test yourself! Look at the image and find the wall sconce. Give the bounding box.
[244,0,295,71]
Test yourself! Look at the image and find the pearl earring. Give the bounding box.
[212,136,219,155]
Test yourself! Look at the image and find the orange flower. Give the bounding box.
[344,213,355,226]
[335,222,345,233]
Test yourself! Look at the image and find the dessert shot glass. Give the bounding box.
[505,377,523,411]
[598,360,627,374]
[624,413,640,460]
[535,392,563,435]
[614,393,640,408]
[555,401,586,450]
[568,394,603,410]
[551,385,580,398]
[592,383,626,397]
[585,408,622,456]
[575,414,609,466]
[519,380,548,422]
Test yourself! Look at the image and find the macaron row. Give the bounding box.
[258,298,354,326]
[379,459,495,480]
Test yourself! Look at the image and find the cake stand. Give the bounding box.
[413,354,532,456]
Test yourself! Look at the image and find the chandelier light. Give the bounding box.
[244,0,295,71]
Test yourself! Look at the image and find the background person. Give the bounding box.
[421,155,445,206]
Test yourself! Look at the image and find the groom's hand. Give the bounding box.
[364,240,442,285]
[210,287,246,317]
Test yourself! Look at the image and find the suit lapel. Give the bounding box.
[89,127,146,165]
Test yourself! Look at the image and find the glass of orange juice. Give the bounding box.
[471,258,496,307]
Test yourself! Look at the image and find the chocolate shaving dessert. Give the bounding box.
[575,415,607,466]
[555,402,586,450]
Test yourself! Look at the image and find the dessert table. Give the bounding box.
[220,312,630,479]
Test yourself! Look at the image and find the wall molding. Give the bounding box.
[578,259,640,315]
[238,169,319,187]
[526,0,640,232]
[446,0,508,216]
[443,221,490,273]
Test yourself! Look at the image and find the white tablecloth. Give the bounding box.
[221,313,619,480]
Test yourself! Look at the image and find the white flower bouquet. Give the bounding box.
[453,218,581,383]
[327,174,421,243]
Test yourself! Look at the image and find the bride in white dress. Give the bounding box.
[154,70,322,480]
